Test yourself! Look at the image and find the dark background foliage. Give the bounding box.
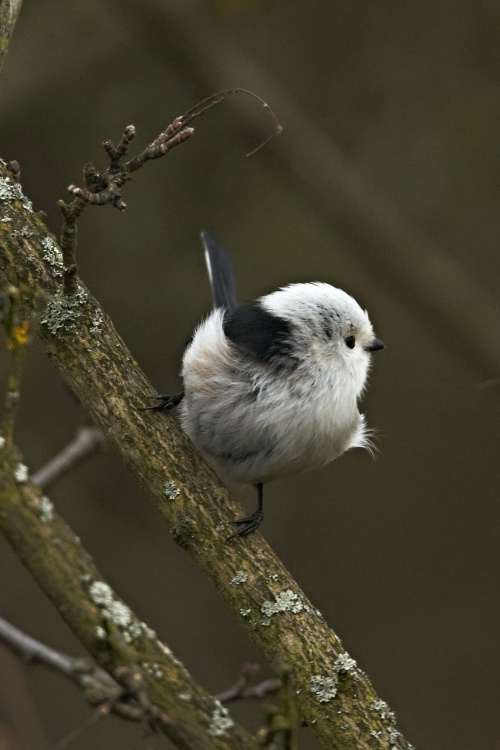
[1,1,499,748]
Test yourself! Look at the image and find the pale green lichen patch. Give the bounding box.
[388,728,403,747]
[178,691,192,701]
[370,700,410,749]
[334,652,362,680]
[141,661,164,679]
[240,608,251,618]
[39,236,64,278]
[261,589,309,625]
[310,674,338,703]
[89,581,113,606]
[158,641,173,657]
[14,462,28,483]
[207,701,234,737]
[230,570,248,586]
[39,496,54,523]
[89,580,157,644]
[40,287,88,334]
[0,436,5,449]
[89,308,103,335]
[0,175,33,210]
[373,698,396,724]
[163,481,181,500]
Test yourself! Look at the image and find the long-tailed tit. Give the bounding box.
[147,230,384,540]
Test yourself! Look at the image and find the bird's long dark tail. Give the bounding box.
[200,229,238,312]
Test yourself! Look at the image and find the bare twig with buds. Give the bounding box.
[67,88,281,212]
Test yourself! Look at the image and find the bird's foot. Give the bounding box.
[141,392,184,412]
[225,509,264,541]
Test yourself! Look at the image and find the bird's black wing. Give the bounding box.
[200,229,238,312]
[223,300,294,365]
[201,231,295,366]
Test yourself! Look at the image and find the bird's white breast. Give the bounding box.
[180,309,370,485]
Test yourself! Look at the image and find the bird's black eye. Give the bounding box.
[345,335,356,349]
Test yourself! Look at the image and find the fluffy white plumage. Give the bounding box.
[181,281,379,485]
[148,230,383,538]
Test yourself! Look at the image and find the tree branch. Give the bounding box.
[0,0,23,74]
[0,161,413,749]
[0,441,257,749]
[0,615,117,700]
[215,663,281,704]
[66,91,280,211]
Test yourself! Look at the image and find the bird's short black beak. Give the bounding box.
[365,338,385,352]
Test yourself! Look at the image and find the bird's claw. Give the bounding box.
[141,392,184,412]
[225,510,264,541]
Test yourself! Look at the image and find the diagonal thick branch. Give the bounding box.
[0,442,256,749]
[0,162,413,749]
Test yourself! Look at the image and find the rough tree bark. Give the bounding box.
[0,162,413,749]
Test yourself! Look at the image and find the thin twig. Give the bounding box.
[0,616,172,741]
[67,89,281,211]
[52,704,113,750]
[256,665,298,750]
[67,121,192,211]
[0,615,116,691]
[216,663,281,704]
[57,199,87,295]
[32,426,106,490]
[174,88,282,157]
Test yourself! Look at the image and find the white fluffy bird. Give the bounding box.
[148,231,384,539]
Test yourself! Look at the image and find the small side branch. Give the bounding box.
[32,426,106,491]
[0,617,172,746]
[67,89,281,211]
[177,88,282,157]
[216,663,281,704]
[0,615,116,692]
[57,198,87,295]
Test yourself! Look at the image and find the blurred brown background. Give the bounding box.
[1,1,500,748]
